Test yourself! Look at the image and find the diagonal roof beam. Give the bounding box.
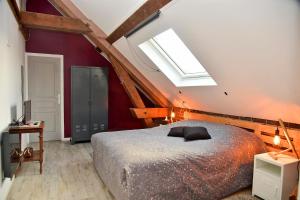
[49,0,172,108]
[106,0,172,44]
[8,0,21,21]
[7,0,29,39]
[109,56,154,127]
[20,11,91,34]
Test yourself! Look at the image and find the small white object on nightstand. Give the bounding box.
[252,152,299,200]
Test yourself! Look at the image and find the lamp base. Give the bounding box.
[268,148,292,160]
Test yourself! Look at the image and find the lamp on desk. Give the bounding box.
[270,119,298,160]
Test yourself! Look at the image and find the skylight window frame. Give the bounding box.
[138,28,217,87]
[149,38,210,79]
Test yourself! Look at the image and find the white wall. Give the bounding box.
[0,0,25,198]
[73,0,300,124]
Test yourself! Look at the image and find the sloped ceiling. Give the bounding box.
[72,0,300,124]
[71,0,147,35]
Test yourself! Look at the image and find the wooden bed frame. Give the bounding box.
[184,112,300,158]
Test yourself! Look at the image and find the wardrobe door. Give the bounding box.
[71,67,91,143]
[90,67,108,134]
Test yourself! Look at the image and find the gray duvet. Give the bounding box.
[91,120,266,200]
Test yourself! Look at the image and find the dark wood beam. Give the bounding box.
[86,32,171,107]
[130,108,169,119]
[7,0,29,39]
[106,0,172,44]
[49,0,171,108]
[20,11,91,34]
[7,0,21,21]
[109,56,145,108]
[109,56,154,127]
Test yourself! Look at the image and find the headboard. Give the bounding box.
[185,112,300,158]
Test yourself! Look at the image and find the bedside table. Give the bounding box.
[252,153,299,200]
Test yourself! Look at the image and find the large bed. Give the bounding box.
[91,120,266,200]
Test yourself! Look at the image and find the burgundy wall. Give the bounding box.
[26,0,144,137]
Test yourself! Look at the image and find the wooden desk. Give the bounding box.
[9,121,45,174]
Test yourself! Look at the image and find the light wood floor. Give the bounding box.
[7,141,257,200]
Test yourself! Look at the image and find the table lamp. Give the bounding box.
[164,116,169,121]
[170,111,175,123]
[269,119,298,160]
[164,110,175,123]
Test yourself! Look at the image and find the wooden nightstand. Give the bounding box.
[252,153,299,200]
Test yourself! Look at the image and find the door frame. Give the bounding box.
[25,52,66,141]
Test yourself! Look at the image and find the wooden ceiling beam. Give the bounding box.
[130,108,169,119]
[109,56,154,127]
[7,0,21,21]
[49,0,171,108]
[109,56,145,108]
[20,11,91,34]
[7,0,29,39]
[106,0,172,44]
[87,32,170,107]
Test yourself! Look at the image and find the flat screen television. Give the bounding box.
[23,100,31,124]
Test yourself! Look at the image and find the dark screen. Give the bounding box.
[24,100,31,124]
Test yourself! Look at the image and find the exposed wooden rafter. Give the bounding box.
[49,0,172,109]
[7,0,29,39]
[106,0,172,44]
[7,0,21,21]
[130,108,169,119]
[109,56,154,127]
[20,11,91,34]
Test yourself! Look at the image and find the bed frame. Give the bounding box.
[184,112,300,157]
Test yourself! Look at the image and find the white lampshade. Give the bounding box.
[273,127,280,145]
[273,135,281,145]
[171,112,175,118]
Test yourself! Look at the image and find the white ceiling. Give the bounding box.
[71,0,146,35]
[72,0,300,124]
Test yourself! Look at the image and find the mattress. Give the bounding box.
[91,120,266,200]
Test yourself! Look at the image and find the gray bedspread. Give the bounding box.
[91,120,266,200]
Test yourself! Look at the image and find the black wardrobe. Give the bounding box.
[71,66,108,144]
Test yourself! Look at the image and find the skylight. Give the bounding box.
[139,29,217,87]
[152,29,208,76]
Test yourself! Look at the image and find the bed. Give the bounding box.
[91,120,266,200]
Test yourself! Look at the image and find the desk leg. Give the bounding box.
[19,133,22,167]
[39,129,44,174]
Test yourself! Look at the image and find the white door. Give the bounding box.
[27,56,61,141]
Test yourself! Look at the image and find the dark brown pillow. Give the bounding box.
[184,127,211,141]
[167,126,187,137]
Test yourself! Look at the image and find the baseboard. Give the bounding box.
[0,177,14,200]
[61,137,70,142]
